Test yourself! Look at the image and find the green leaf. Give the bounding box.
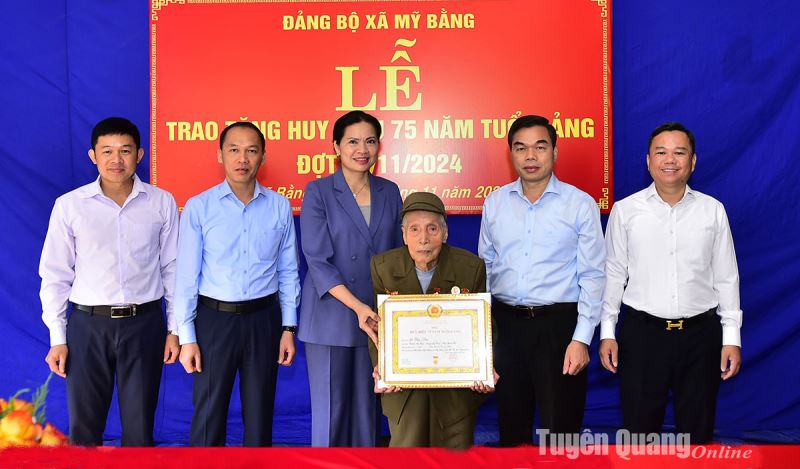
[1,388,30,420]
[32,373,53,424]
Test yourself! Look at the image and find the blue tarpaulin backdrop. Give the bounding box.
[1,1,798,445]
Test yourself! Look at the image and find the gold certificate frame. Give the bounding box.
[376,293,493,389]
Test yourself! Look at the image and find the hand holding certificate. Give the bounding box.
[375,292,493,389]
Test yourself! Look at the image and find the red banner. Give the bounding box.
[0,444,785,468]
[151,0,612,213]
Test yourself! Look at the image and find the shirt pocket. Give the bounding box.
[129,222,161,263]
[683,227,715,266]
[535,227,578,263]
[254,228,283,262]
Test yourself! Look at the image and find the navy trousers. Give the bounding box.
[189,301,281,446]
[618,307,722,443]
[65,304,165,446]
[493,301,588,446]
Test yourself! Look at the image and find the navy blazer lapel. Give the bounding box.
[368,174,388,242]
[333,171,371,244]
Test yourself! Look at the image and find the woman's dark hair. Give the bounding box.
[332,111,381,144]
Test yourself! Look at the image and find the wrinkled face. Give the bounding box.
[402,210,447,271]
[89,134,143,184]
[334,121,379,174]
[647,130,696,190]
[510,125,557,186]
[217,126,265,185]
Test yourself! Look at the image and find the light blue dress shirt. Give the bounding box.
[175,181,301,344]
[478,176,606,345]
[415,266,436,293]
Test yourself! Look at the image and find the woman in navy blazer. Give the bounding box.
[298,111,403,446]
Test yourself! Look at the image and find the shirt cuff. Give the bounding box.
[317,278,344,300]
[722,325,741,347]
[600,319,617,341]
[280,302,297,327]
[50,327,67,346]
[572,319,595,346]
[165,307,177,332]
[178,323,197,345]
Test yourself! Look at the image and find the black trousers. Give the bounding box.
[65,304,165,446]
[618,307,722,444]
[493,301,587,446]
[189,300,281,446]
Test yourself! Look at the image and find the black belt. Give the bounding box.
[71,300,161,318]
[493,299,577,319]
[199,293,277,314]
[628,306,717,331]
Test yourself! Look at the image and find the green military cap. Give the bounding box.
[401,191,446,219]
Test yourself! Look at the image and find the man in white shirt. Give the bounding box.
[40,117,179,445]
[599,122,742,443]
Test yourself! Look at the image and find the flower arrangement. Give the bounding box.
[0,374,68,447]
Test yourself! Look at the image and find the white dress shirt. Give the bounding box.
[601,183,742,346]
[39,175,179,346]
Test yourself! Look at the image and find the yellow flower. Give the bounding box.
[39,423,68,446]
[0,409,42,446]
[1,397,35,415]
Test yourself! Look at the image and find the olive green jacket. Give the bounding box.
[369,244,487,427]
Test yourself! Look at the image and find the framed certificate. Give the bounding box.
[376,293,493,389]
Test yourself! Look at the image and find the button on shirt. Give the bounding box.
[600,184,742,346]
[174,181,300,344]
[478,176,606,345]
[39,175,179,346]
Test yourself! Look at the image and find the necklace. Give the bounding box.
[352,180,369,198]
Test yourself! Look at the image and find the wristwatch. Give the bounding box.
[282,325,298,334]
[168,330,178,336]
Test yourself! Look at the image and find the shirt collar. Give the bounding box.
[510,174,562,198]
[216,179,266,201]
[131,174,147,196]
[81,174,145,199]
[645,182,696,204]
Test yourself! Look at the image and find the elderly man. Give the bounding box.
[599,122,742,443]
[369,191,493,448]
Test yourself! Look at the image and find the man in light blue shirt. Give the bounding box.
[478,115,605,446]
[176,121,300,446]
